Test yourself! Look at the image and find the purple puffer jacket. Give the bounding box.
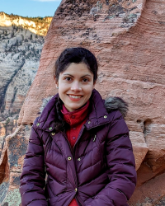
[20,89,137,206]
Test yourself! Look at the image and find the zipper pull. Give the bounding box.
[93,135,96,142]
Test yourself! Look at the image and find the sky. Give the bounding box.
[0,0,61,17]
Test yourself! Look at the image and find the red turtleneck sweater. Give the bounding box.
[61,101,90,206]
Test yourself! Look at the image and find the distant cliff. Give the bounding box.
[0,13,52,143]
[0,12,52,205]
[0,12,52,36]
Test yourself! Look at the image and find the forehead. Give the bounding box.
[61,62,93,76]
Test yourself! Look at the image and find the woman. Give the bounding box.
[20,47,137,206]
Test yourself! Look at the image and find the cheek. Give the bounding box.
[59,82,68,91]
[84,86,94,97]
[87,84,94,92]
[58,84,69,98]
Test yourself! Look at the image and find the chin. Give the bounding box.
[68,103,83,111]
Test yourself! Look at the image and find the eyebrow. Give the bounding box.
[63,74,92,77]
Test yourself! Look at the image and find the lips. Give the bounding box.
[69,95,82,99]
[68,94,82,101]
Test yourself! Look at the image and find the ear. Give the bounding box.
[54,76,58,88]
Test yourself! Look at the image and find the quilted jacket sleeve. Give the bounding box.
[87,111,137,206]
[19,118,48,206]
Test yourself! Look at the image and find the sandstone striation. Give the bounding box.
[1,0,165,205]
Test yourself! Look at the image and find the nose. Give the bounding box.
[71,81,82,92]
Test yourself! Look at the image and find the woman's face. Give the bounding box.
[55,62,95,112]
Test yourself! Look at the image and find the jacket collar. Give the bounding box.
[35,89,128,132]
[84,89,110,130]
[36,93,59,132]
[61,100,90,127]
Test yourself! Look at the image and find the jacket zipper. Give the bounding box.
[73,126,85,206]
[75,196,84,206]
[62,131,74,156]
[62,131,77,182]
[73,125,85,150]
[62,126,85,206]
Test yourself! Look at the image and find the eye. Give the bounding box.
[82,78,89,82]
[65,77,72,81]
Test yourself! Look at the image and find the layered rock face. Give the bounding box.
[1,0,165,205]
[0,15,51,205]
[0,25,44,137]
